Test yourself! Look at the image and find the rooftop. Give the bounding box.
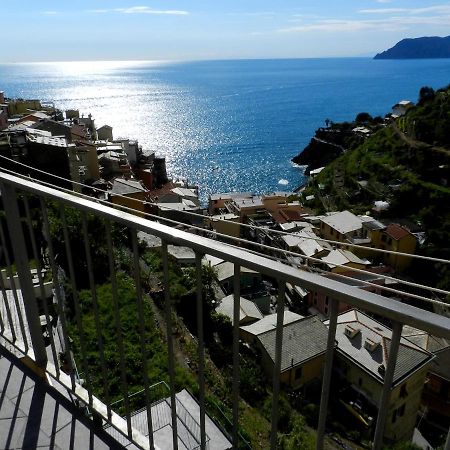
[110,178,147,195]
[240,311,303,337]
[327,309,433,385]
[321,210,363,235]
[216,295,263,325]
[321,249,370,269]
[257,315,329,371]
[385,223,412,241]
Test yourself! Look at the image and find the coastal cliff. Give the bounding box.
[298,84,450,294]
[374,35,450,59]
[292,114,383,174]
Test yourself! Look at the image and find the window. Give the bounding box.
[392,404,405,423]
[295,367,302,380]
[381,234,387,243]
[400,383,408,398]
[325,296,329,305]
[392,410,397,423]
[358,378,363,387]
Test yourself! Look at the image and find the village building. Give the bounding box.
[215,295,263,326]
[320,249,371,273]
[326,310,433,444]
[402,326,450,434]
[240,310,304,344]
[392,100,414,117]
[255,315,329,389]
[108,177,148,214]
[307,267,395,318]
[96,124,113,141]
[378,223,417,271]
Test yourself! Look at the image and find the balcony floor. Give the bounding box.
[0,345,129,450]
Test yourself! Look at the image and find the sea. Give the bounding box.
[1,58,450,204]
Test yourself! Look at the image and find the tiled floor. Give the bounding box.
[0,346,128,450]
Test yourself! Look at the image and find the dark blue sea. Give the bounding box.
[1,58,450,203]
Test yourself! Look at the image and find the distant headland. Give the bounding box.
[374,35,450,59]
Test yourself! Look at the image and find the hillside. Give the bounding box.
[374,35,450,59]
[300,85,450,294]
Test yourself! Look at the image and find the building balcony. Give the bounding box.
[0,170,449,450]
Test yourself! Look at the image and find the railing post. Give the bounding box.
[316,298,338,450]
[0,183,47,368]
[373,321,403,450]
[444,425,450,450]
[270,282,286,450]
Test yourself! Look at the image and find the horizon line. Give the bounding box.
[0,55,377,65]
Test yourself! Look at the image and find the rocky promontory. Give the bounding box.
[292,114,383,174]
[374,35,450,59]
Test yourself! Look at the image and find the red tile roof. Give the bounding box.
[385,223,410,240]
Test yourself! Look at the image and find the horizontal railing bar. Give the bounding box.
[1,171,450,339]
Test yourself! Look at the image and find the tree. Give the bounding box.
[355,112,372,123]
[418,86,435,106]
[277,414,315,450]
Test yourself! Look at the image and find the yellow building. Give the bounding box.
[208,192,252,215]
[68,143,100,191]
[256,315,329,389]
[205,213,241,238]
[108,178,148,216]
[327,310,433,444]
[379,224,417,271]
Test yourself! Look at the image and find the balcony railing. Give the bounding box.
[0,170,449,450]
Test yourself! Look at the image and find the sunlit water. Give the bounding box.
[1,58,450,203]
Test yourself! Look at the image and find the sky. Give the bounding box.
[2,0,450,62]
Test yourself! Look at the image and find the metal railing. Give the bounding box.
[0,170,449,450]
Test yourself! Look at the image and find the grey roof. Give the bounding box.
[209,192,252,201]
[429,347,450,381]
[110,178,146,195]
[216,295,263,325]
[167,245,196,263]
[257,316,329,371]
[321,210,363,234]
[171,187,198,198]
[402,325,450,354]
[360,216,386,231]
[106,389,231,450]
[327,310,433,385]
[240,311,303,336]
[321,249,369,268]
[216,262,257,283]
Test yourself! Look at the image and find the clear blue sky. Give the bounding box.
[2,1,450,62]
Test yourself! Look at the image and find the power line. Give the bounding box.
[0,156,449,306]
[0,152,448,266]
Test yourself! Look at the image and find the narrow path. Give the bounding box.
[391,122,450,157]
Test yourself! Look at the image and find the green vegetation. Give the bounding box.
[67,272,196,412]
[313,84,450,294]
